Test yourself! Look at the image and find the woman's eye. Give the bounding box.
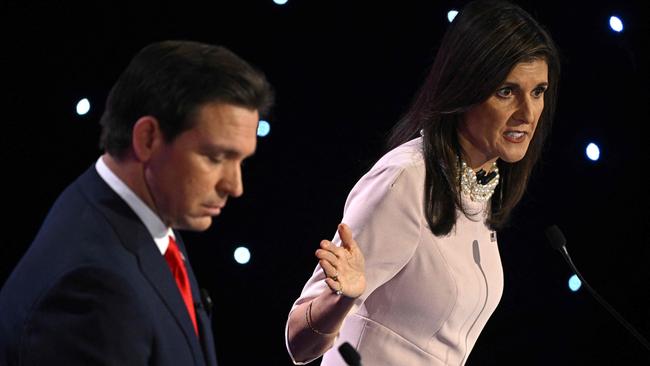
[496,87,513,98]
[532,87,547,98]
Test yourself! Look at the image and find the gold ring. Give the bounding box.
[330,270,339,282]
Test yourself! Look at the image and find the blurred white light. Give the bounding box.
[76,98,90,115]
[273,0,288,5]
[568,274,582,292]
[234,246,251,264]
[586,142,600,161]
[609,16,623,32]
[257,120,271,137]
[447,10,459,23]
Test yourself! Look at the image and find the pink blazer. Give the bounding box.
[286,138,504,366]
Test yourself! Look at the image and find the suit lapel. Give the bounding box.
[135,237,206,365]
[175,234,218,366]
[79,167,207,365]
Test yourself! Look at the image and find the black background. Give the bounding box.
[2,0,649,365]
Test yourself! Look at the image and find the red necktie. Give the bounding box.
[164,236,198,336]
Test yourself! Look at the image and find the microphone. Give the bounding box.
[545,225,650,352]
[200,288,213,318]
[194,288,213,318]
[338,342,362,366]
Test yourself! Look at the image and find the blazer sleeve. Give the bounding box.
[286,158,425,362]
[18,266,153,365]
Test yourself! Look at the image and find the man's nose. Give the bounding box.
[219,163,244,198]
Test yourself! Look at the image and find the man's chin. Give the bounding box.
[175,217,213,232]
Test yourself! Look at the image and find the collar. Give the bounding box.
[95,156,174,254]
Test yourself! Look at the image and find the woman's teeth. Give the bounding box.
[505,131,525,139]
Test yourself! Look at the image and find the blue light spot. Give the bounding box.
[234,247,251,264]
[568,274,582,292]
[257,120,271,137]
[609,16,623,32]
[586,142,600,161]
[76,98,90,115]
[447,10,459,23]
[273,0,288,5]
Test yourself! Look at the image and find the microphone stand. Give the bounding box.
[547,225,650,352]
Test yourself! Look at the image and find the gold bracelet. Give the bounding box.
[305,301,338,336]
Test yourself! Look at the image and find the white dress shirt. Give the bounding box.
[95,156,174,255]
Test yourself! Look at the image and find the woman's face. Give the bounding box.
[458,59,549,170]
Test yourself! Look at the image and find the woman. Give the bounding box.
[286,1,560,365]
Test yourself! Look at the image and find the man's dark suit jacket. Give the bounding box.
[0,166,218,365]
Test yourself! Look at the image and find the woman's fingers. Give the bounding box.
[338,223,360,255]
[319,259,338,277]
[314,223,366,298]
[324,277,342,294]
[320,239,348,258]
[315,245,339,264]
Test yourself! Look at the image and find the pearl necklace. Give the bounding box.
[458,159,500,202]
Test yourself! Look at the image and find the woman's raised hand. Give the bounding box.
[315,223,366,298]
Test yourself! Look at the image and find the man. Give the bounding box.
[0,40,273,365]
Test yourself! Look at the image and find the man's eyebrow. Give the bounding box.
[202,145,255,158]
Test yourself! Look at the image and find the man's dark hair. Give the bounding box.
[99,40,274,158]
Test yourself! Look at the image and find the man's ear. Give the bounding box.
[132,116,164,162]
